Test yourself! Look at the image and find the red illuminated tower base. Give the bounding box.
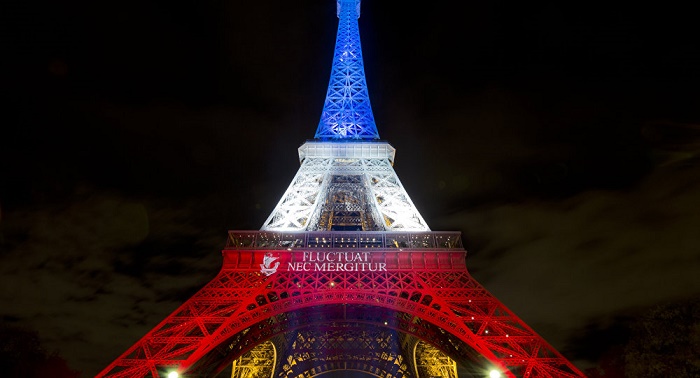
[97,231,585,378]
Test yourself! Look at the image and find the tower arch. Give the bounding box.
[190,301,488,377]
[99,236,584,377]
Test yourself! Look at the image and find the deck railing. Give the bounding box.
[226,231,464,250]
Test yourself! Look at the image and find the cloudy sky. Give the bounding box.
[2,0,699,375]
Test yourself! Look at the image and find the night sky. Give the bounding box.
[2,0,700,376]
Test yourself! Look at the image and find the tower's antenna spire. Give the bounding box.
[314,0,380,140]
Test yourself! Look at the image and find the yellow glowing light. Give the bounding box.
[489,370,501,378]
[167,372,179,378]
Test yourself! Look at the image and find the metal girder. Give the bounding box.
[315,0,379,140]
[415,340,458,378]
[261,156,429,232]
[97,237,586,378]
[275,326,410,378]
[231,341,275,378]
[204,309,460,378]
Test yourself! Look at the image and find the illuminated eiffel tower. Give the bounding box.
[98,1,587,377]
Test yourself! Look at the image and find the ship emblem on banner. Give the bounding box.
[260,253,280,276]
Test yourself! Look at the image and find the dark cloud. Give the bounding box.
[0,189,225,374]
[437,162,700,369]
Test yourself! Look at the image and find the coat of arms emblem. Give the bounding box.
[260,253,280,276]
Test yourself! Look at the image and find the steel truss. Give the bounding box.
[228,314,464,378]
[415,340,458,378]
[314,0,379,140]
[273,326,411,378]
[262,142,429,232]
[231,341,275,378]
[97,232,586,378]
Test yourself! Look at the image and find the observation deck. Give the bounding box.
[226,231,463,250]
[298,140,396,164]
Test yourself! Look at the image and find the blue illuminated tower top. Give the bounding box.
[314,0,380,140]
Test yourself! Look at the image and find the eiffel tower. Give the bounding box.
[98,1,587,377]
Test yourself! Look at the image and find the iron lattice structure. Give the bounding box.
[262,142,430,232]
[98,1,587,377]
[314,0,379,140]
[98,232,585,378]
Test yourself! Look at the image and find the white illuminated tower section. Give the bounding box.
[262,0,429,233]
